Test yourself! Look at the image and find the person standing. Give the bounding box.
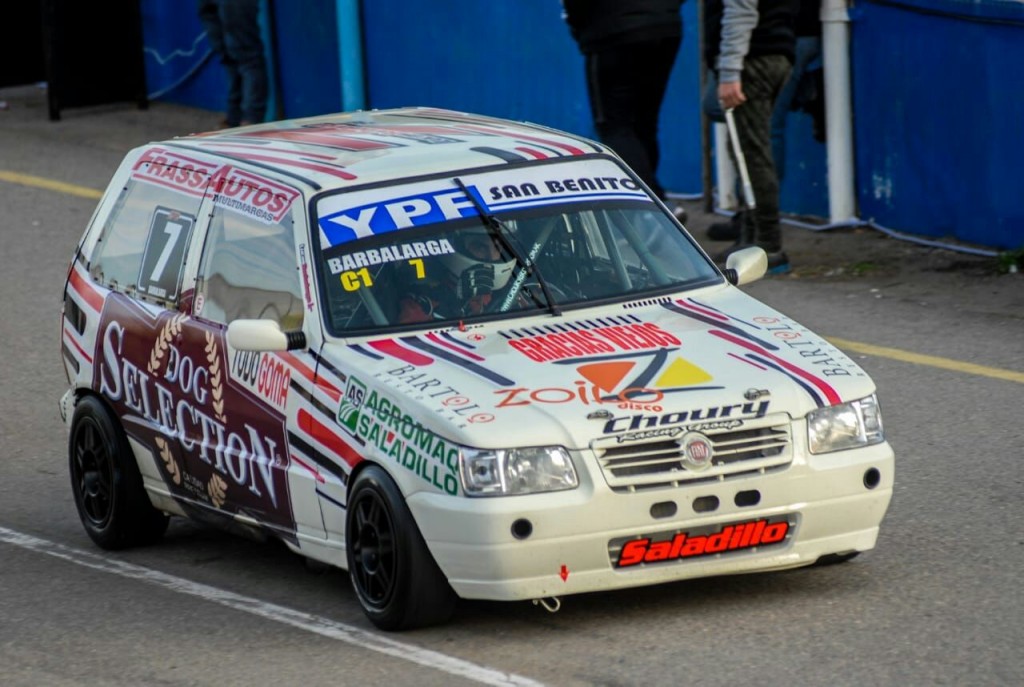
[705,0,798,272]
[197,0,268,127]
[562,0,688,223]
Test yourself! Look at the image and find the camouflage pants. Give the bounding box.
[729,54,792,253]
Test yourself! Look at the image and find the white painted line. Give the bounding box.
[0,526,544,687]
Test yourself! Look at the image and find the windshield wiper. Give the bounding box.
[452,177,561,316]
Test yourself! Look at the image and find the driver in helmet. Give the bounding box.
[398,228,517,323]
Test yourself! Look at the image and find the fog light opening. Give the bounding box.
[511,518,533,540]
[734,490,761,507]
[650,501,678,519]
[692,495,719,513]
[863,468,881,490]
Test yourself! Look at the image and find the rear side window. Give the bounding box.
[195,203,304,330]
[89,161,206,306]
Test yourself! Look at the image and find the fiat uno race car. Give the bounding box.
[59,107,893,630]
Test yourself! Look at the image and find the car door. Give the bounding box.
[183,166,325,543]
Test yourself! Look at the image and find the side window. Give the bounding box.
[196,203,304,330]
[89,163,204,306]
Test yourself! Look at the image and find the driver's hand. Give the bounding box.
[459,264,495,298]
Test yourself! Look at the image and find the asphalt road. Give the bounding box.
[1,86,1022,687]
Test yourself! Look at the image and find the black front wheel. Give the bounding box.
[68,395,169,550]
[346,465,456,630]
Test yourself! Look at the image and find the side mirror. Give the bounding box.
[227,319,306,351]
[723,246,768,286]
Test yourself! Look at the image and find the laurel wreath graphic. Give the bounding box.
[147,313,187,375]
[204,330,227,424]
[154,436,181,485]
[207,473,228,508]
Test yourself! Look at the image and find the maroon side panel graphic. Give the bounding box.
[93,295,296,536]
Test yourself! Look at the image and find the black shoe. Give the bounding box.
[765,251,791,274]
[707,212,742,241]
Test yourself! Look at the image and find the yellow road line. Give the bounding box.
[0,170,103,200]
[828,337,1024,384]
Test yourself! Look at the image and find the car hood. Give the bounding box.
[324,287,877,450]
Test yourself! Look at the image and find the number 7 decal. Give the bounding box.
[138,206,196,301]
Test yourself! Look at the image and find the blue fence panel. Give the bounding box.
[141,0,222,110]
[141,0,341,122]
[851,0,1024,249]
[362,0,705,196]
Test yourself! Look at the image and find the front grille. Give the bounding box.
[592,415,792,492]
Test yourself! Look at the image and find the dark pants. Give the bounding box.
[197,0,268,125]
[584,35,681,201]
[729,54,792,253]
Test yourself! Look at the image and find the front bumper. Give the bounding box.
[408,441,894,601]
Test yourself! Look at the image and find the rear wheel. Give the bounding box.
[346,465,456,630]
[68,395,169,549]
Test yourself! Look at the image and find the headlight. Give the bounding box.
[459,445,578,496]
[807,394,884,454]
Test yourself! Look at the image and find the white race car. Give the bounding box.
[59,107,893,630]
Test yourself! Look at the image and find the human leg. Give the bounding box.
[770,36,822,184]
[220,0,267,124]
[586,42,667,200]
[198,0,243,126]
[730,54,791,255]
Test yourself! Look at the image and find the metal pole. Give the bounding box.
[821,0,857,222]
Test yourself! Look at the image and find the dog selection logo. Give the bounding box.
[680,431,713,471]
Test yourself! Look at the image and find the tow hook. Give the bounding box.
[532,596,561,613]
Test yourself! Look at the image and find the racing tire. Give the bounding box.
[346,465,457,631]
[68,395,169,550]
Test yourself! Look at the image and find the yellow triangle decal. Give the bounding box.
[655,357,713,387]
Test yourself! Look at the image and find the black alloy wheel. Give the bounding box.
[346,465,456,631]
[68,395,169,549]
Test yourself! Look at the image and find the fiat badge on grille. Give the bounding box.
[680,432,713,471]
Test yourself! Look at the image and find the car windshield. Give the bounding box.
[313,157,720,336]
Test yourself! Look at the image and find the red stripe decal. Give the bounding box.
[515,146,548,159]
[289,453,326,483]
[710,330,841,404]
[368,339,434,366]
[460,124,587,156]
[223,152,357,180]
[68,267,104,313]
[64,327,93,364]
[298,409,363,468]
[729,351,766,370]
[677,298,729,322]
[424,332,485,361]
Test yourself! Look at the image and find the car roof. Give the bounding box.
[160,107,609,193]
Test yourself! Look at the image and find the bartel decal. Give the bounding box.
[382,365,495,425]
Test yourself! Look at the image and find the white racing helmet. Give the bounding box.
[441,227,517,297]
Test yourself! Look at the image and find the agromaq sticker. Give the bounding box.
[132,147,300,224]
